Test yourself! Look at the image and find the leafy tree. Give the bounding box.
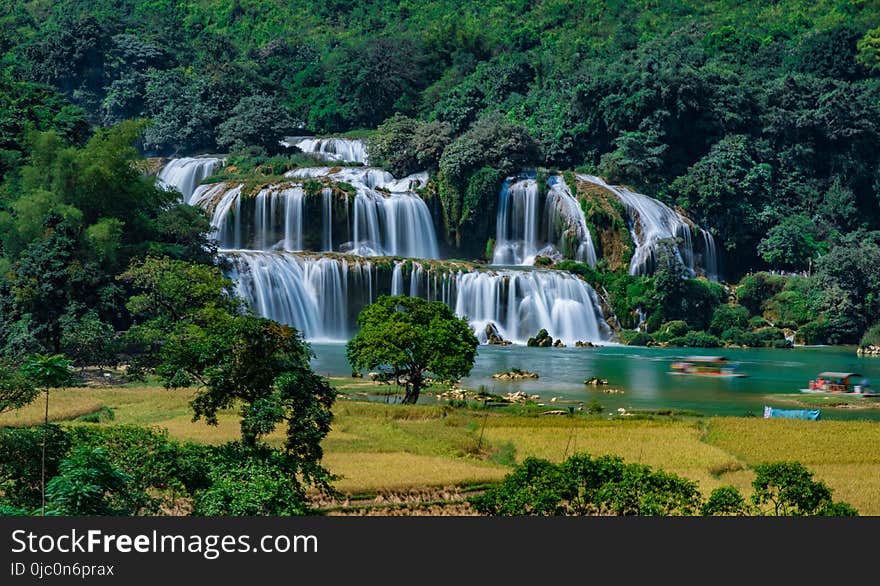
[216,93,296,156]
[702,486,751,516]
[856,26,880,72]
[0,364,37,415]
[60,310,120,369]
[672,135,771,264]
[45,447,142,516]
[121,257,336,489]
[751,461,856,516]
[598,129,668,186]
[347,295,478,404]
[757,214,825,270]
[21,353,75,515]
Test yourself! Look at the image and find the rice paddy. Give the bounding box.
[2,380,879,514]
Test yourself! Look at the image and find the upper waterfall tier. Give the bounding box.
[228,251,611,345]
[492,174,597,267]
[189,167,439,259]
[281,137,370,165]
[156,156,224,204]
[576,174,720,280]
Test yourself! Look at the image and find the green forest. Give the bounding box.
[1,0,880,518]
[2,0,880,351]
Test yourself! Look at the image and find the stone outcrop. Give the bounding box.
[492,369,539,380]
[858,345,880,357]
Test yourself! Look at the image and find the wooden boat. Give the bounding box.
[669,356,746,378]
[800,372,880,397]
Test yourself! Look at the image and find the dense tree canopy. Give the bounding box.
[347,295,479,404]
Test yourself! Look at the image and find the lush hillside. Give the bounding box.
[0,1,879,351]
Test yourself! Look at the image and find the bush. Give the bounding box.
[653,320,689,342]
[795,320,830,345]
[470,453,703,516]
[618,330,649,346]
[749,316,768,328]
[736,273,787,315]
[702,486,751,516]
[709,305,750,336]
[720,326,748,346]
[860,323,880,348]
[668,331,721,348]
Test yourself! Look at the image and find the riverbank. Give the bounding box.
[2,380,879,515]
[313,343,880,421]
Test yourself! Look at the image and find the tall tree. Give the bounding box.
[346,295,478,404]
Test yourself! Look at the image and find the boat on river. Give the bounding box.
[800,372,880,397]
[669,356,746,378]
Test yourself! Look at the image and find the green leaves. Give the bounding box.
[21,353,75,389]
[471,453,703,516]
[347,295,478,404]
[0,363,37,414]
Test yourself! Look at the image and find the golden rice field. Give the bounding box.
[2,381,880,514]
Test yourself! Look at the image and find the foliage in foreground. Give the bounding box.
[471,455,857,517]
[0,425,316,516]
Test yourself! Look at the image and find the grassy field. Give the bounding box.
[2,378,880,514]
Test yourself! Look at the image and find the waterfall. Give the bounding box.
[492,176,541,265]
[576,174,720,280]
[455,269,609,345]
[157,157,224,204]
[230,251,377,342]
[228,251,610,345]
[492,174,597,267]
[287,167,439,259]
[284,137,370,165]
[545,175,597,266]
[191,183,306,251]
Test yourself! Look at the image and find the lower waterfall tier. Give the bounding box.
[226,251,612,345]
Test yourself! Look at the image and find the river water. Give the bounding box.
[310,343,880,421]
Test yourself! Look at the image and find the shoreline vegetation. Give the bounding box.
[2,370,879,515]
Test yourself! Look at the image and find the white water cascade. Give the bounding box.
[492,174,597,267]
[157,150,614,345]
[545,175,598,266]
[492,176,541,265]
[283,137,370,165]
[187,166,439,259]
[156,157,224,204]
[576,174,720,280]
[231,252,610,345]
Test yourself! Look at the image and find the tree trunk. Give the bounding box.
[402,373,422,404]
[41,387,49,516]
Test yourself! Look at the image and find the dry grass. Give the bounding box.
[482,417,753,497]
[322,452,506,494]
[705,418,880,514]
[4,384,880,513]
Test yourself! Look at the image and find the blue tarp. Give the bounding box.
[763,406,821,421]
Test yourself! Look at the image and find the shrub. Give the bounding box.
[653,320,689,342]
[618,330,649,346]
[860,323,880,348]
[720,326,748,346]
[471,453,703,516]
[709,305,749,336]
[795,320,830,345]
[702,486,751,516]
[668,331,721,348]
